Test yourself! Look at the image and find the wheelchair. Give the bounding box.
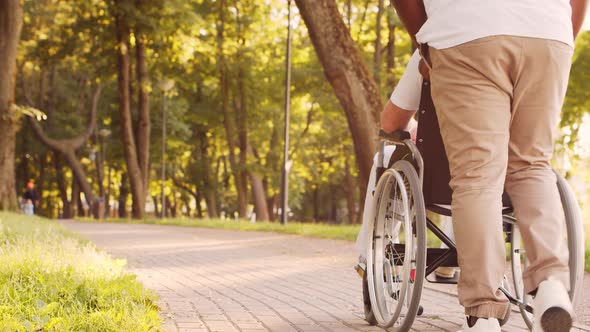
[360,80,585,331]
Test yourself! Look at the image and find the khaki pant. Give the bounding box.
[430,36,573,319]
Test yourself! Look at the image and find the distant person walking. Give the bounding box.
[22,181,39,216]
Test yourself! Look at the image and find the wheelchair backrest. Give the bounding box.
[415,81,512,207]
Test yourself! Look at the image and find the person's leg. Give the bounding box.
[429,36,519,319]
[505,38,573,294]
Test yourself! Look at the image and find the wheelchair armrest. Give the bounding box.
[379,129,411,142]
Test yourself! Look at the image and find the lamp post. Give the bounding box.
[159,79,175,219]
[281,0,293,225]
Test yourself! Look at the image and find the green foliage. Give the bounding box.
[561,31,590,150]
[14,0,589,224]
[0,212,161,331]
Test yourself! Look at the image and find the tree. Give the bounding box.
[135,0,151,205]
[113,0,151,219]
[27,84,102,207]
[13,0,416,222]
[373,0,384,87]
[0,0,24,210]
[216,0,249,218]
[294,0,382,205]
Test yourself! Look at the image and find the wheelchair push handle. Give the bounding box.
[376,129,424,188]
[376,129,411,173]
[379,129,411,142]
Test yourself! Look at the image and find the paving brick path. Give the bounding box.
[59,221,590,332]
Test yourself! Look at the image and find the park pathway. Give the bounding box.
[59,220,590,332]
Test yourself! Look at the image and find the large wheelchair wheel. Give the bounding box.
[509,172,585,330]
[366,160,427,330]
[362,271,378,325]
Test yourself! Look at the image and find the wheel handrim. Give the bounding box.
[366,161,426,330]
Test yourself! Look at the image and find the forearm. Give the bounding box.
[392,0,427,43]
[380,100,416,133]
[571,0,589,39]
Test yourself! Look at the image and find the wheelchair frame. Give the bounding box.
[361,81,585,331]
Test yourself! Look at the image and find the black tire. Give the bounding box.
[362,272,378,325]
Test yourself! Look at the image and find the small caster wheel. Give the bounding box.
[417,305,424,316]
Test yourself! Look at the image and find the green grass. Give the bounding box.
[0,212,161,331]
[586,248,590,273]
[81,217,363,242]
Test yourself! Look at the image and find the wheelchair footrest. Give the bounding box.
[389,246,458,267]
[426,248,458,267]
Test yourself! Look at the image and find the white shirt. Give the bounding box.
[416,0,574,49]
[390,50,423,111]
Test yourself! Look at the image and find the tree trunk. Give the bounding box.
[235,11,250,219]
[105,166,112,217]
[246,144,269,221]
[181,194,191,217]
[194,187,203,218]
[135,0,150,200]
[295,0,381,208]
[373,0,384,88]
[386,1,397,88]
[64,150,95,204]
[118,172,128,218]
[165,195,177,218]
[71,177,80,217]
[152,195,159,217]
[37,152,47,215]
[343,157,357,224]
[195,130,219,218]
[266,194,276,221]
[236,111,249,219]
[249,173,270,221]
[54,152,71,218]
[27,85,101,207]
[94,135,105,198]
[217,0,247,218]
[0,0,23,210]
[313,186,320,221]
[77,189,86,217]
[263,127,280,221]
[115,1,145,219]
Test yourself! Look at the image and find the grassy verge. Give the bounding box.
[0,212,161,331]
[81,217,362,242]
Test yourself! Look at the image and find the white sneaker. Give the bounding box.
[458,317,501,332]
[532,279,573,332]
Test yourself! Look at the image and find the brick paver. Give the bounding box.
[59,221,590,332]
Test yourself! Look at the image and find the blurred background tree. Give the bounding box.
[2,0,588,224]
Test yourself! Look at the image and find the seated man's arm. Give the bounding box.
[381,50,422,137]
[380,101,416,134]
